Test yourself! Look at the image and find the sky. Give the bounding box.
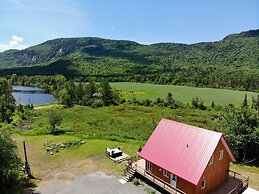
[0,0,258,52]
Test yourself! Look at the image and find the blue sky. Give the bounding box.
[0,0,258,51]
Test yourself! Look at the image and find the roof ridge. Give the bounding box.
[161,118,222,135]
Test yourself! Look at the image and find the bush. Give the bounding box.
[48,111,62,134]
[133,178,140,186]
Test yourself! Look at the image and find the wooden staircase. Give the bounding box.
[123,166,136,182]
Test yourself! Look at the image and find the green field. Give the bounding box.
[111,82,258,105]
[17,105,219,141]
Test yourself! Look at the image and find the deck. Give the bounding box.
[132,159,185,194]
[209,170,249,194]
[132,159,248,194]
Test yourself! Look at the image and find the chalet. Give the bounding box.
[136,118,238,194]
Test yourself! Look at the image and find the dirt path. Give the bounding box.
[34,104,58,110]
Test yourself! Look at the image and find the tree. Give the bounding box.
[85,80,96,99]
[100,80,114,106]
[166,92,173,105]
[211,101,215,109]
[0,129,22,187]
[0,78,15,123]
[191,97,199,109]
[48,111,62,134]
[218,105,259,162]
[76,81,84,105]
[252,95,259,114]
[242,94,248,108]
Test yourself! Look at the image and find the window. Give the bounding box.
[163,170,169,177]
[219,150,224,160]
[209,155,214,165]
[147,161,152,172]
[201,179,206,189]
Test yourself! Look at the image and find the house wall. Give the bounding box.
[193,139,232,194]
[145,139,232,194]
[145,161,170,183]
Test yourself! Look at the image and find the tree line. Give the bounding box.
[219,95,259,163]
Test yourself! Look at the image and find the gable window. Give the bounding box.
[163,170,169,177]
[219,150,224,160]
[201,179,206,189]
[147,161,152,172]
[209,155,214,165]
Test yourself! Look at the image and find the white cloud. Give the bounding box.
[10,35,24,46]
[0,35,28,52]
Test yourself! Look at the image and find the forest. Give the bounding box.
[0,29,258,92]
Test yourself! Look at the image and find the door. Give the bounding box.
[171,174,177,188]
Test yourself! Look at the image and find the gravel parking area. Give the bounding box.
[34,172,151,194]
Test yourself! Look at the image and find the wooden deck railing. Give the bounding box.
[133,163,186,194]
[227,170,249,194]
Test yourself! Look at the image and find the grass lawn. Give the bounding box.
[14,134,140,181]
[110,82,258,105]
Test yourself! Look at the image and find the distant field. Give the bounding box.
[111,82,258,105]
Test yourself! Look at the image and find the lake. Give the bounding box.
[12,86,57,105]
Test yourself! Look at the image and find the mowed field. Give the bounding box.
[111,82,258,105]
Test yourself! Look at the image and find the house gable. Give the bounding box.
[194,139,233,194]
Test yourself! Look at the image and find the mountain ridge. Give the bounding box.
[0,29,258,91]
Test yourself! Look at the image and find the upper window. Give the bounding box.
[163,170,169,177]
[209,155,214,165]
[201,179,206,189]
[147,161,152,172]
[219,150,224,160]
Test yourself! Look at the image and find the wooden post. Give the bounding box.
[23,141,31,177]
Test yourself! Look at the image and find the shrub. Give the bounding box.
[133,178,140,186]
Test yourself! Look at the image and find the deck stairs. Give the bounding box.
[122,166,136,182]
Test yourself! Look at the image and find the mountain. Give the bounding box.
[0,30,258,91]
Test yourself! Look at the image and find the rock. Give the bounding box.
[46,147,52,151]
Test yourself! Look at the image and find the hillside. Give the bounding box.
[0,29,258,91]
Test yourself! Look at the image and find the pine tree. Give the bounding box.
[242,94,248,108]
[100,80,114,106]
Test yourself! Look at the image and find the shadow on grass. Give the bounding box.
[1,178,41,194]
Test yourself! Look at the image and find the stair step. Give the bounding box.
[123,177,129,182]
[127,169,135,173]
[122,172,135,182]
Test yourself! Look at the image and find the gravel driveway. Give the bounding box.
[34,172,150,194]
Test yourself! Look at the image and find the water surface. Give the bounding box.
[12,86,57,105]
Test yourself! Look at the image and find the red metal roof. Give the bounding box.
[139,118,236,185]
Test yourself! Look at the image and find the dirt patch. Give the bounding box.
[39,157,100,182]
[34,105,57,110]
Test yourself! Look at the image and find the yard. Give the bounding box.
[12,134,160,194]
[12,134,259,193]
[5,104,258,193]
